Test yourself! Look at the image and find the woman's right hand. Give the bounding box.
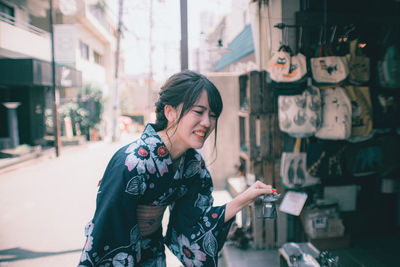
[225,181,276,222]
[240,181,276,206]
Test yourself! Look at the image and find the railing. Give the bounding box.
[88,5,113,35]
[0,11,50,38]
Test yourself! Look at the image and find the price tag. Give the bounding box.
[279,191,308,216]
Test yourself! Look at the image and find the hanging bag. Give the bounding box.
[344,138,382,177]
[306,138,347,179]
[346,39,370,85]
[280,138,320,189]
[278,79,322,137]
[311,44,349,85]
[315,87,352,140]
[371,92,400,129]
[266,45,308,95]
[377,28,400,89]
[377,45,400,89]
[266,49,307,83]
[344,85,373,142]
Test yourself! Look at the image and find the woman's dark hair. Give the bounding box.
[153,70,223,148]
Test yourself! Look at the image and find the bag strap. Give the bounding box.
[278,45,293,55]
[348,39,358,60]
[294,137,302,153]
[315,44,335,57]
[325,45,335,56]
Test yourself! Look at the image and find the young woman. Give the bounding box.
[78,70,275,267]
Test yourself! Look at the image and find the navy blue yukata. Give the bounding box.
[78,124,235,267]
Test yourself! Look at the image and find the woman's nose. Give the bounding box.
[200,113,211,127]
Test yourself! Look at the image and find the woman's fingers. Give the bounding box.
[253,181,274,191]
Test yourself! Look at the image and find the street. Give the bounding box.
[0,134,182,266]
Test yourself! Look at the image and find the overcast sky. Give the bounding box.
[109,0,232,82]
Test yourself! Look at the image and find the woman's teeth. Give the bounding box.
[194,131,205,137]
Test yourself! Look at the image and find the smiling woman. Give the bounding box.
[78,70,275,267]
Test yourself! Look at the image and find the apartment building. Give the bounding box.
[53,0,119,140]
[0,0,82,149]
[0,0,119,149]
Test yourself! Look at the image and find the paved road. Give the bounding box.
[0,134,182,267]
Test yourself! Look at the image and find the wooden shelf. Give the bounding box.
[236,70,284,249]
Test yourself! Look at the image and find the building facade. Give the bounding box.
[0,0,82,149]
[0,0,120,150]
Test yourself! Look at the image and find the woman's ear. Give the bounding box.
[164,105,178,123]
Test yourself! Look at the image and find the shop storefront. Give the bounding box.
[0,58,82,149]
[211,0,400,265]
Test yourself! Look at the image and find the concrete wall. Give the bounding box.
[228,0,251,44]
[202,73,240,190]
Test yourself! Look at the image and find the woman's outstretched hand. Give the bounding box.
[225,181,276,222]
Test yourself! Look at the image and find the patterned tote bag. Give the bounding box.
[315,87,352,140]
[278,81,322,138]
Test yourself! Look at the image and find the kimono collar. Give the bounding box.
[140,123,189,161]
[141,123,163,143]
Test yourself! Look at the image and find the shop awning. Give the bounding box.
[214,25,254,72]
[0,58,82,88]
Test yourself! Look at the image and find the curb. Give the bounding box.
[0,147,56,175]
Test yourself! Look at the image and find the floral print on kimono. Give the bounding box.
[78,124,234,267]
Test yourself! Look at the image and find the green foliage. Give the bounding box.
[59,102,90,136]
[78,83,104,127]
[59,83,104,139]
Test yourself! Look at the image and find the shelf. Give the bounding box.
[238,110,248,118]
[239,150,249,161]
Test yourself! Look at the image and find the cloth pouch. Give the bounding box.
[344,85,373,141]
[266,51,307,83]
[315,87,352,140]
[278,82,322,137]
[377,45,400,89]
[266,47,308,96]
[281,138,320,189]
[346,39,370,85]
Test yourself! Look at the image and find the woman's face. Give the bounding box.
[172,90,217,152]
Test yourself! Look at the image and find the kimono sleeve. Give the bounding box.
[165,165,235,267]
[78,151,147,267]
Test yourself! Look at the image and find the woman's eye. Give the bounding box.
[194,110,203,115]
[210,113,217,118]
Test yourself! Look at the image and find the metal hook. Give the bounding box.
[283,26,289,46]
[297,26,303,53]
[318,25,324,45]
[344,24,356,38]
[330,25,337,44]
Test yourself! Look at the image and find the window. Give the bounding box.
[93,50,103,65]
[0,2,15,23]
[79,41,89,60]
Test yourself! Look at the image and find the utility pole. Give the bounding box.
[180,0,188,70]
[149,0,153,109]
[50,0,61,156]
[112,0,124,142]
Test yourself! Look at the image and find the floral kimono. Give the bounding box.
[78,124,234,267]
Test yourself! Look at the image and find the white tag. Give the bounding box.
[279,191,308,216]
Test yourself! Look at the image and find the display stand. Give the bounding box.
[237,71,286,249]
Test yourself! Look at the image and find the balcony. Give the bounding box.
[75,0,116,46]
[0,11,51,61]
